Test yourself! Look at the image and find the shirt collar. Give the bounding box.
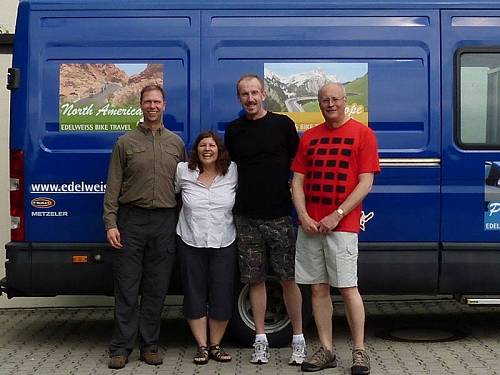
[138,122,165,135]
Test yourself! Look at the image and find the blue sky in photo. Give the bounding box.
[115,64,148,76]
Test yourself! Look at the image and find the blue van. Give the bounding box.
[3,0,500,346]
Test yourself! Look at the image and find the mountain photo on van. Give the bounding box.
[59,63,164,132]
[264,62,368,131]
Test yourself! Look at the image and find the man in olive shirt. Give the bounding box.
[103,84,185,369]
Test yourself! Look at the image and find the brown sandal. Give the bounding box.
[193,346,209,365]
[209,345,232,362]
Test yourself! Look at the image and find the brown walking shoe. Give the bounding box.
[139,350,163,366]
[301,346,337,372]
[351,348,370,375]
[108,355,128,369]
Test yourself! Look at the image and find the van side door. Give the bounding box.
[441,10,500,293]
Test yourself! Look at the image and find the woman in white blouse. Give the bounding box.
[175,131,237,365]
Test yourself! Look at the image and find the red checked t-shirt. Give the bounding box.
[291,119,380,233]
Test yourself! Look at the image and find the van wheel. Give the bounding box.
[228,278,312,348]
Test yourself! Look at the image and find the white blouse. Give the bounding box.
[175,161,237,248]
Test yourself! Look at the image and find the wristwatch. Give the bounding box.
[336,208,344,217]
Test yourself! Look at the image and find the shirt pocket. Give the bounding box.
[125,145,148,171]
[160,143,181,177]
[160,143,181,162]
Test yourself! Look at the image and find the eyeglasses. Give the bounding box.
[320,96,345,105]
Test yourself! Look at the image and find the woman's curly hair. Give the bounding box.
[188,131,231,175]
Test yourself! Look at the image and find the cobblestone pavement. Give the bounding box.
[0,297,499,375]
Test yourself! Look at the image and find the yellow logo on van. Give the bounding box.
[31,197,56,209]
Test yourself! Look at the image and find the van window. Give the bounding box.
[458,51,500,148]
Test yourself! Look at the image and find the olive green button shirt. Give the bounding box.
[103,125,185,230]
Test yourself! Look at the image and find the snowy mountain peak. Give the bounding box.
[265,66,345,107]
[287,68,339,86]
[264,67,283,82]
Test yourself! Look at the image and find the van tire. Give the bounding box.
[228,277,312,348]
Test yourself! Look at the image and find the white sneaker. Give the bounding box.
[250,340,269,364]
[289,340,306,365]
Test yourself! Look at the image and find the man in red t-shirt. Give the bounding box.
[291,82,380,374]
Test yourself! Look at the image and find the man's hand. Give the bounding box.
[299,213,320,234]
[107,228,123,249]
[318,213,341,233]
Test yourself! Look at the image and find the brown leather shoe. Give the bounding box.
[140,350,163,366]
[108,355,128,369]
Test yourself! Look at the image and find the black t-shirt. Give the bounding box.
[225,112,299,219]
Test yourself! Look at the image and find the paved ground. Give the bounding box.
[0,297,499,375]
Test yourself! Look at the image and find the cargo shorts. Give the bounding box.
[234,215,296,284]
[295,227,359,288]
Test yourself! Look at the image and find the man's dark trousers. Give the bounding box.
[109,205,176,356]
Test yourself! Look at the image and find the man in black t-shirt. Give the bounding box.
[225,74,306,366]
